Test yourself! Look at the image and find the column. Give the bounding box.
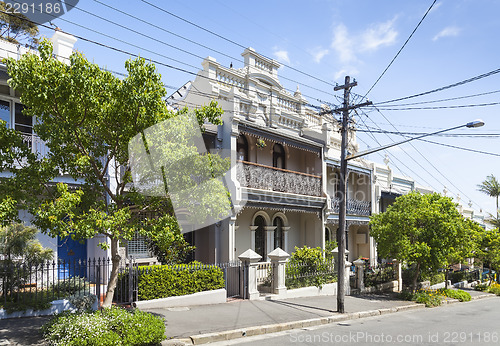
[268,248,290,297]
[228,217,237,261]
[282,227,290,253]
[265,226,276,260]
[238,249,262,300]
[249,226,258,252]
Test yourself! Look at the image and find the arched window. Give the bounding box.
[325,227,331,242]
[254,215,266,259]
[272,143,285,169]
[237,135,248,162]
[274,217,284,249]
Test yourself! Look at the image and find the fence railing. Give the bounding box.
[363,263,395,288]
[285,259,336,289]
[0,258,137,312]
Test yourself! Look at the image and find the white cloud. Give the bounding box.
[433,26,461,41]
[309,47,329,63]
[331,18,398,64]
[429,1,442,14]
[334,67,359,81]
[332,23,356,63]
[273,49,290,64]
[360,18,398,52]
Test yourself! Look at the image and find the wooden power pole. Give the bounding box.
[334,76,371,313]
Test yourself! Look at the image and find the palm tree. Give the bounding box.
[477,174,500,219]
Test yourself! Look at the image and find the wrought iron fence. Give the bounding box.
[0,258,137,312]
[285,259,336,289]
[364,263,395,287]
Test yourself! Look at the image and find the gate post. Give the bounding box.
[353,259,365,291]
[393,259,402,292]
[238,249,261,300]
[268,248,289,297]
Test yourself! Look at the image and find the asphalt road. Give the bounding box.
[213,297,500,346]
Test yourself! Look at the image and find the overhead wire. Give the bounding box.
[364,0,437,97]
[366,106,484,209]
[376,67,500,105]
[140,0,339,89]
[90,0,336,98]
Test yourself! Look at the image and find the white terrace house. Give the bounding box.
[169,48,378,264]
[0,32,155,266]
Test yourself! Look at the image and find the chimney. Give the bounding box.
[50,29,77,64]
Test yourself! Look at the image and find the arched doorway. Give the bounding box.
[254,215,266,259]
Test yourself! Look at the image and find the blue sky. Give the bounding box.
[41,0,500,217]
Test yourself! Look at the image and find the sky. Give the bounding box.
[36,0,500,218]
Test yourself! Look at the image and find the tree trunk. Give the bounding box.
[445,267,449,289]
[102,237,121,308]
[412,262,421,293]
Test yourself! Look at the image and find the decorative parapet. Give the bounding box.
[330,197,371,216]
[236,161,321,197]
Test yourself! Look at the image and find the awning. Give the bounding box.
[239,124,322,155]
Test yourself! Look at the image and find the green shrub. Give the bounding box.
[475,283,489,291]
[42,307,165,345]
[402,266,445,287]
[437,288,471,302]
[399,289,442,307]
[364,265,394,287]
[487,283,500,295]
[68,292,97,312]
[414,290,442,307]
[138,262,224,300]
[51,277,89,296]
[285,246,336,289]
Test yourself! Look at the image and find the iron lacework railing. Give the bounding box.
[236,161,322,197]
[331,197,371,216]
[0,258,138,312]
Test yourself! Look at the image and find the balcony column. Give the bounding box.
[228,216,238,261]
[264,226,276,260]
[282,226,290,253]
[249,226,258,252]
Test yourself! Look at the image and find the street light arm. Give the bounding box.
[346,121,483,161]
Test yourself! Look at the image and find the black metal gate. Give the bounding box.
[218,261,242,298]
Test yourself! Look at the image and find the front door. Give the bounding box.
[57,236,87,279]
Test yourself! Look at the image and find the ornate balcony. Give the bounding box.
[331,197,371,216]
[20,133,49,158]
[236,161,321,197]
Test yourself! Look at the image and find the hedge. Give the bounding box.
[137,262,225,301]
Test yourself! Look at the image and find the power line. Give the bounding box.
[367,106,484,210]
[140,0,339,89]
[374,101,500,111]
[374,89,500,107]
[364,0,437,97]
[91,0,336,98]
[377,67,500,105]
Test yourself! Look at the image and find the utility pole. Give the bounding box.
[334,76,371,313]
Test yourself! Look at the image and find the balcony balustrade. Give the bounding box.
[20,133,49,158]
[330,197,371,216]
[236,161,321,197]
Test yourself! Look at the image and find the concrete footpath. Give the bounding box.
[148,289,496,345]
[0,289,495,345]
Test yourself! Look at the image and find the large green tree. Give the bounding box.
[370,192,478,291]
[475,228,500,284]
[477,174,500,219]
[0,1,39,47]
[5,40,231,306]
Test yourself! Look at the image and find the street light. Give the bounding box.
[336,118,485,313]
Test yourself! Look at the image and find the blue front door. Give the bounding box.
[57,236,87,279]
